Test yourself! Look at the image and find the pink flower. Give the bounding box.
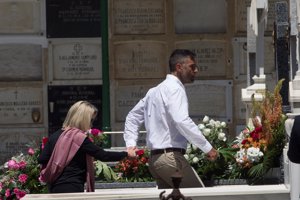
[18,174,28,184]
[0,182,2,190]
[90,128,101,136]
[28,147,35,155]
[18,161,27,169]
[5,189,10,197]
[14,188,26,199]
[39,175,45,183]
[7,160,18,170]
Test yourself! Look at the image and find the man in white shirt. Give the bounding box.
[123,49,218,188]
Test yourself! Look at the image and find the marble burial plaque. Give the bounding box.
[0,0,41,34]
[235,0,251,33]
[235,0,288,33]
[174,0,227,33]
[264,37,275,74]
[234,81,247,120]
[0,87,43,124]
[112,0,165,34]
[115,85,152,122]
[48,85,102,134]
[0,44,42,81]
[232,37,247,79]
[176,41,227,77]
[185,80,233,123]
[49,40,102,80]
[0,127,46,165]
[114,41,167,79]
[298,0,300,24]
[46,0,101,38]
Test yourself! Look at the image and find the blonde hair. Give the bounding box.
[62,101,98,131]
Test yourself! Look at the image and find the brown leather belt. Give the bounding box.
[150,148,186,155]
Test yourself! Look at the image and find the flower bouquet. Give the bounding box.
[115,149,154,182]
[0,138,48,200]
[232,79,287,183]
[184,116,237,182]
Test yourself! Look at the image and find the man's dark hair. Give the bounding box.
[169,49,196,72]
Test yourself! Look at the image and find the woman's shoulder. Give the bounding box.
[49,129,63,141]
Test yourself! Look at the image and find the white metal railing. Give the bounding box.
[102,130,147,150]
[102,131,147,134]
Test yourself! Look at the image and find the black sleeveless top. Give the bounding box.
[288,115,300,163]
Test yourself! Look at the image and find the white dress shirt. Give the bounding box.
[124,74,212,153]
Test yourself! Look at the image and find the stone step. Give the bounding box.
[23,184,290,200]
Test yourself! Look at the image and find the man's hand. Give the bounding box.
[206,148,218,161]
[127,146,137,158]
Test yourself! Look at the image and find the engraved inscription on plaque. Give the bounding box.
[174,0,227,33]
[49,40,102,80]
[48,85,102,134]
[114,42,167,79]
[0,128,46,165]
[112,0,165,34]
[176,41,227,77]
[0,44,42,81]
[115,85,152,122]
[46,0,101,38]
[185,80,232,123]
[0,87,43,124]
[0,0,41,34]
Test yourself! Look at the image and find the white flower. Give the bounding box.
[191,144,198,151]
[203,116,209,123]
[221,121,227,128]
[189,154,195,159]
[218,132,226,141]
[186,146,192,154]
[198,123,205,130]
[246,147,263,162]
[184,154,189,160]
[203,128,211,136]
[209,119,216,127]
[192,157,199,163]
[215,121,221,128]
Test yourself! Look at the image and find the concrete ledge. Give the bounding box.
[23,184,290,200]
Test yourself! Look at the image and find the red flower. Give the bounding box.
[241,139,248,145]
[90,128,102,136]
[136,149,144,156]
[42,137,48,150]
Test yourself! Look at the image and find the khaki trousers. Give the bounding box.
[149,151,204,189]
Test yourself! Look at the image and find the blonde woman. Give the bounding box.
[38,101,128,193]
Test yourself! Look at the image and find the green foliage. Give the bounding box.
[94,161,118,182]
[185,116,237,181]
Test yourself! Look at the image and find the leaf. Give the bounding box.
[95,161,103,176]
[103,164,111,180]
[248,162,265,178]
[218,148,238,162]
